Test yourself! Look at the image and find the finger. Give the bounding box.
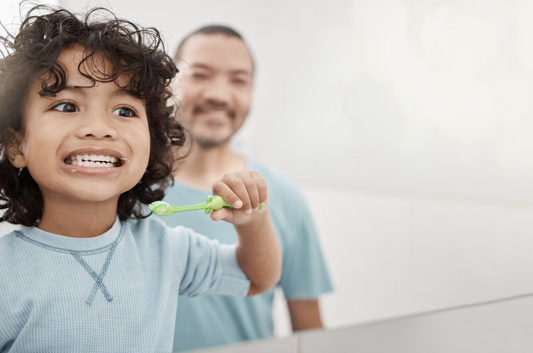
[222,174,252,214]
[237,174,260,211]
[210,208,233,222]
[250,171,268,205]
[212,178,243,209]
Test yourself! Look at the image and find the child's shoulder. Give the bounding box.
[0,229,17,249]
[125,217,214,268]
[126,216,194,244]
[0,229,26,253]
[127,216,167,235]
[0,229,34,275]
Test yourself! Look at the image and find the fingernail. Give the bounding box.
[235,200,243,208]
[245,208,252,215]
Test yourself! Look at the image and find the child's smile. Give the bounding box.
[61,148,127,173]
[13,46,150,207]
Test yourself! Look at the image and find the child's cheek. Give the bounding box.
[139,127,151,163]
[131,126,151,176]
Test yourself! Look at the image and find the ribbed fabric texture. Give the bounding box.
[0,217,249,353]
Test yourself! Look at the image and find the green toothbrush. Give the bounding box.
[149,195,265,216]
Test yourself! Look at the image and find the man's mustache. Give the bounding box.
[192,103,236,119]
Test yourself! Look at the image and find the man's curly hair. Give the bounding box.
[0,4,186,226]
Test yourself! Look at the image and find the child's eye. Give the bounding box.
[112,107,136,118]
[53,103,78,113]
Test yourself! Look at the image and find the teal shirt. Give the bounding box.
[161,158,334,352]
[0,217,249,353]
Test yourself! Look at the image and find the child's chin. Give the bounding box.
[68,187,125,204]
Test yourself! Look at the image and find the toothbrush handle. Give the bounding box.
[169,202,209,213]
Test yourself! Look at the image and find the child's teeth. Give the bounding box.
[66,154,120,167]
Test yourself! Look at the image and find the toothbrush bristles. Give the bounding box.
[149,201,171,216]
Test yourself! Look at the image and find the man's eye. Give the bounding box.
[53,103,78,113]
[112,107,135,117]
[192,73,207,79]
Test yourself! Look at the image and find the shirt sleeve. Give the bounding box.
[178,229,250,297]
[278,187,334,300]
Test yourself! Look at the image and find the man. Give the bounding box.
[163,25,333,352]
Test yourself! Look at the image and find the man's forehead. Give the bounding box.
[180,34,254,73]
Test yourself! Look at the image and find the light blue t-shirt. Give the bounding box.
[161,158,333,352]
[0,217,249,353]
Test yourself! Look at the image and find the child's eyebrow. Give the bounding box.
[112,88,139,100]
[55,86,139,100]
[62,85,87,96]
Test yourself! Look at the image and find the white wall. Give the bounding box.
[0,0,25,39]
[0,0,59,37]
[13,0,533,337]
[304,183,533,329]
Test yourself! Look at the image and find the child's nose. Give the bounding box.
[76,114,118,139]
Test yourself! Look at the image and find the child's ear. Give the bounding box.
[5,128,27,168]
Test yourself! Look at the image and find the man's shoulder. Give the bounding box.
[247,158,302,200]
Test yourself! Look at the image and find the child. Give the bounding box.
[0,5,281,353]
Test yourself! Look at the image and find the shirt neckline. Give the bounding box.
[18,216,122,252]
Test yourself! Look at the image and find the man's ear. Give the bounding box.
[5,128,27,168]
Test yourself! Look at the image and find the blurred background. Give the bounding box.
[3,0,533,338]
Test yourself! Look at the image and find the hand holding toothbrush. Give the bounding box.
[150,171,268,226]
[207,171,269,225]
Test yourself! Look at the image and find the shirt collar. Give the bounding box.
[20,216,122,251]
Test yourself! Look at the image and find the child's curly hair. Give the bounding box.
[0,4,186,226]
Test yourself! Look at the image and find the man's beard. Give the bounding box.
[187,104,236,149]
[194,134,232,149]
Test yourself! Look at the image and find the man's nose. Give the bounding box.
[201,78,232,105]
[76,112,118,139]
